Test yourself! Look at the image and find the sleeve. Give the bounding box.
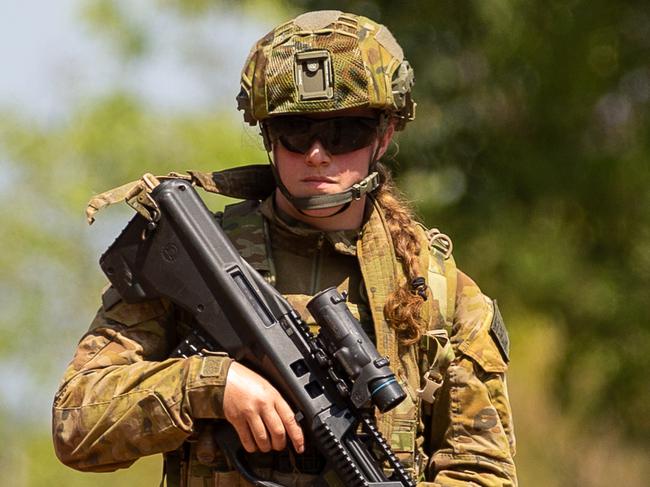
[52,289,233,472]
[424,271,517,486]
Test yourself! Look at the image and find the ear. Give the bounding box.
[376,122,396,159]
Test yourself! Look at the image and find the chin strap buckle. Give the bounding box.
[351,172,380,200]
[352,180,368,200]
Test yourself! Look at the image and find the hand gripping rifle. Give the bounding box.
[99,176,416,487]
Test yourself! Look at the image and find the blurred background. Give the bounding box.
[1,0,648,485]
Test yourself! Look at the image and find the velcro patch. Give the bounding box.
[200,354,229,378]
[490,300,510,363]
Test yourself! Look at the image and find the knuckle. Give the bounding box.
[254,397,269,409]
[283,414,297,426]
[253,430,268,441]
[241,405,257,417]
[269,424,286,438]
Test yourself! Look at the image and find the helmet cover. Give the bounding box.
[237,10,415,130]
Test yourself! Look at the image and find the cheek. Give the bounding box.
[274,146,302,178]
[337,149,371,177]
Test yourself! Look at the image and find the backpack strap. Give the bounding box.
[186,165,275,200]
[416,226,458,405]
[85,165,274,224]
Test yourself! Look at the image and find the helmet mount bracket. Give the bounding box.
[294,50,334,101]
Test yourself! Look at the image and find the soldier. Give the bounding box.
[53,10,517,486]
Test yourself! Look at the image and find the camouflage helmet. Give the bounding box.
[237,10,416,130]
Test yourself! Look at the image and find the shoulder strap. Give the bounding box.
[415,225,457,334]
[85,165,274,223]
[187,165,275,200]
[415,226,458,405]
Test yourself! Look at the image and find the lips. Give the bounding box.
[302,176,337,183]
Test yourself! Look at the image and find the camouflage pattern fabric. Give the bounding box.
[222,199,275,284]
[52,298,233,471]
[237,10,415,129]
[52,192,516,486]
[355,194,421,475]
[423,270,517,486]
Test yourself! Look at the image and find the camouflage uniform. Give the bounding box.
[54,9,516,486]
[53,192,517,486]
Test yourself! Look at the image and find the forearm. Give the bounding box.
[53,357,189,470]
[52,305,232,471]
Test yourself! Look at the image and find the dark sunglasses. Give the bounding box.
[265,116,380,155]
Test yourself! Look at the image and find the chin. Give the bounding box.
[298,183,341,195]
[301,207,344,218]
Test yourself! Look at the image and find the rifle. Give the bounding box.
[100,176,416,487]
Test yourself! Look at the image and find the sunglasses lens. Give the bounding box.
[279,133,313,153]
[326,118,378,154]
[268,117,378,154]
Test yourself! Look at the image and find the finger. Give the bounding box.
[232,420,257,453]
[275,398,304,454]
[260,406,287,451]
[247,414,272,452]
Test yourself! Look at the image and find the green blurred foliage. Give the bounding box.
[1,0,649,485]
[81,0,150,58]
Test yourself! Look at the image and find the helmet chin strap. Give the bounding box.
[262,115,387,218]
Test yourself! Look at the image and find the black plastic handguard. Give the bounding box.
[100,179,415,487]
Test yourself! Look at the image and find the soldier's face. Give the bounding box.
[272,110,393,200]
[274,139,373,198]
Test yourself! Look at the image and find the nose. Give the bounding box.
[304,139,331,166]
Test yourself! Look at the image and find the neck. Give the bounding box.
[274,190,366,231]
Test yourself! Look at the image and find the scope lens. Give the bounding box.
[369,376,406,413]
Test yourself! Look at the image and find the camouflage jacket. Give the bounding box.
[53,194,517,486]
